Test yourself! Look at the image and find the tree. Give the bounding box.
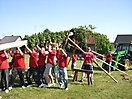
[23,25,113,55]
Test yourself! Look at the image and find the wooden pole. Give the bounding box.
[63,32,73,49]
[96,58,128,75]
[69,37,128,75]
[97,63,118,83]
[68,37,118,83]
[0,40,27,51]
[91,50,126,68]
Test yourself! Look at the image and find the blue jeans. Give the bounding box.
[57,67,68,88]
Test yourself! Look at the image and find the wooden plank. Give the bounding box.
[73,68,93,73]
[72,68,93,85]
[0,40,27,51]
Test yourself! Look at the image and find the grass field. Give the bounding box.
[1,55,132,99]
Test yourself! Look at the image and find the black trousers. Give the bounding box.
[26,67,41,86]
[9,68,25,87]
[38,66,45,83]
[0,69,9,90]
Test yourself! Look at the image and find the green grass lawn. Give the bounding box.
[1,55,132,99]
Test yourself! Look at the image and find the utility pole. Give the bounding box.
[35,25,37,33]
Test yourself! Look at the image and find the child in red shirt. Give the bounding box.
[107,52,112,73]
[79,47,98,82]
[25,45,41,87]
[9,47,26,90]
[43,43,56,88]
[57,49,68,90]
[36,45,47,86]
[0,50,9,93]
[71,53,78,77]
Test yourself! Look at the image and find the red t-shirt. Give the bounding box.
[56,49,60,60]
[83,52,94,64]
[58,54,68,68]
[107,54,112,62]
[0,52,9,69]
[47,49,56,65]
[38,52,46,66]
[12,53,26,69]
[29,52,38,68]
[72,54,78,62]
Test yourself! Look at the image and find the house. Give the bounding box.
[114,34,132,46]
[86,35,96,50]
[0,35,22,44]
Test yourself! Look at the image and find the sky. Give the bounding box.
[0,0,132,42]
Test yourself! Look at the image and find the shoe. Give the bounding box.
[27,84,33,87]
[79,80,83,82]
[22,86,26,89]
[49,83,55,87]
[38,84,43,88]
[0,88,2,91]
[43,84,49,88]
[60,83,64,89]
[5,89,9,93]
[9,87,12,90]
[65,88,68,91]
[0,96,2,99]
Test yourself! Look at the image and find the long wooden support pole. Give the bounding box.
[68,38,118,83]
[0,40,27,51]
[91,50,126,68]
[68,38,128,75]
[96,58,128,75]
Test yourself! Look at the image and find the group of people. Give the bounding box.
[0,42,69,94]
[0,41,112,94]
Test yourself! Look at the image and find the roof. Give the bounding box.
[86,35,96,44]
[114,34,132,44]
[0,35,22,44]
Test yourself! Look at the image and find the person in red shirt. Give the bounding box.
[71,53,78,77]
[36,45,47,86]
[9,47,26,90]
[43,43,56,88]
[52,43,61,83]
[57,48,68,90]
[25,45,41,87]
[0,50,9,93]
[106,52,112,73]
[79,47,98,82]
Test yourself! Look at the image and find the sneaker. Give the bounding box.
[43,84,49,88]
[5,89,9,93]
[0,88,2,91]
[60,83,64,89]
[65,88,68,91]
[79,80,83,82]
[0,96,2,99]
[22,86,26,89]
[49,83,55,87]
[9,87,12,90]
[27,84,33,87]
[38,84,43,88]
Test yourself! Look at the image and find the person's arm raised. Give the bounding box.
[25,45,32,53]
[17,47,24,56]
[4,50,9,59]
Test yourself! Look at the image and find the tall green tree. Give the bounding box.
[23,25,113,55]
